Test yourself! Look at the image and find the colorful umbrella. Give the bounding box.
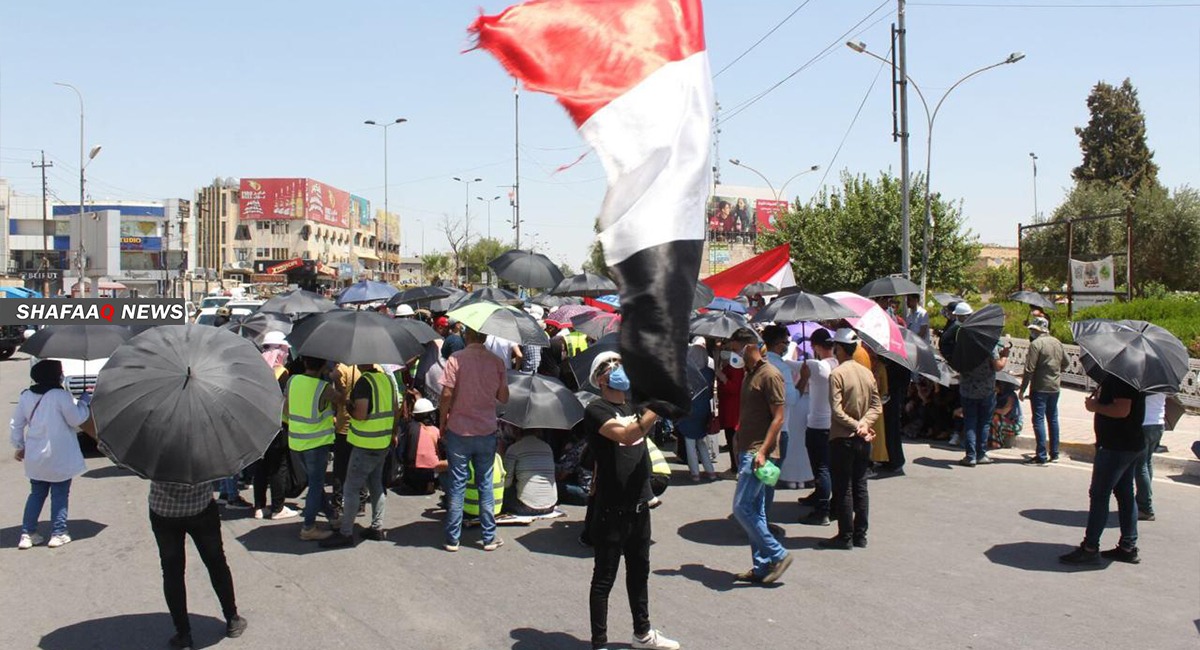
[447,301,550,347]
[545,304,600,328]
[571,311,621,339]
[825,291,908,364]
[336,280,399,306]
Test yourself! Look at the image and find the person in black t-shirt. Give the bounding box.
[1060,374,1147,566]
[584,351,680,650]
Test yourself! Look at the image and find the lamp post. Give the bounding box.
[728,159,819,234]
[55,82,102,297]
[476,195,502,241]
[846,43,1024,300]
[452,176,482,282]
[1029,152,1039,223]
[365,117,406,282]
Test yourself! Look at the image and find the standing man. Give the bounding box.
[1134,392,1166,522]
[440,327,510,552]
[584,351,679,650]
[797,329,838,526]
[321,364,400,548]
[762,325,799,514]
[283,356,339,542]
[1060,374,1146,565]
[905,294,930,343]
[954,303,1009,467]
[1019,316,1066,465]
[821,329,882,550]
[728,328,793,585]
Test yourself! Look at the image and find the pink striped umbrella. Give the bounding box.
[546,304,600,328]
[824,291,909,363]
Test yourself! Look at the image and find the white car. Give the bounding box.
[198,295,232,311]
[194,306,255,326]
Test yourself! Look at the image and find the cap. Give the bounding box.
[412,398,436,414]
[833,327,859,345]
[952,302,974,317]
[690,336,707,347]
[435,316,450,329]
[261,331,290,348]
[394,304,415,317]
[589,351,622,389]
[1027,316,1050,333]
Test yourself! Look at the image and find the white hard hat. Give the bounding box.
[833,327,860,345]
[525,305,545,320]
[262,330,290,348]
[589,351,622,389]
[394,304,415,317]
[952,302,974,317]
[412,398,435,415]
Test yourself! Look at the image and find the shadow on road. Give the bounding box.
[387,519,446,549]
[514,521,591,558]
[509,627,590,649]
[984,541,1105,573]
[235,522,326,555]
[653,563,778,592]
[0,518,107,546]
[676,518,744,547]
[39,612,226,649]
[1019,508,1117,528]
[911,456,960,470]
[81,464,136,480]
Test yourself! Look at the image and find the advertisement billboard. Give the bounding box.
[350,195,372,227]
[239,178,351,228]
[305,179,351,228]
[120,236,163,252]
[120,220,159,237]
[1070,256,1116,307]
[706,185,783,243]
[754,199,788,232]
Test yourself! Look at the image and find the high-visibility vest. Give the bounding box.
[286,374,335,451]
[564,331,589,357]
[646,438,671,476]
[464,453,506,517]
[347,371,396,450]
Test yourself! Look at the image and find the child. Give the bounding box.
[991,380,1023,449]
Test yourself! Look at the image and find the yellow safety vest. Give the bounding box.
[464,453,506,517]
[347,372,396,450]
[565,331,589,357]
[646,438,671,476]
[286,374,335,451]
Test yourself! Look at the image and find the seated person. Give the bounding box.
[401,399,446,495]
[990,380,1022,449]
[502,428,559,516]
[556,432,592,507]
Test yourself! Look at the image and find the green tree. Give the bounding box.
[421,252,450,283]
[1072,78,1159,196]
[758,170,979,294]
[558,261,576,277]
[463,237,510,284]
[581,218,610,276]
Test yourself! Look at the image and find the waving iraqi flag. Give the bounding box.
[470,0,713,417]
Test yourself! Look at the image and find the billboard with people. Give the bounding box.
[706,184,784,243]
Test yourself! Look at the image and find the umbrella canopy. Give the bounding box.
[499,371,585,430]
[1072,319,1189,393]
[92,325,283,484]
[20,324,131,360]
[859,275,921,298]
[1009,290,1057,311]
[336,280,400,306]
[753,291,856,324]
[692,281,716,311]
[825,291,908,364]
[996,371,1021,387]
[391,318,441,345]
[529,293,580,309]
[705,297,748,314]
[690,311,751,340]
[949,303,1006,373]
[569,333,709,398]
[447,301,550,347]
[931,292,965,307]
[222,311,292,345]
[451,286,523,308]
[488,249,566,289]
[739,281,780,298]
[571,311,622,339]
[892,327,942,381]
[259,289,336,317]
[386,285,452,309]
[551,272,618,297]
[545,304,600,328]
[289,309,424,365]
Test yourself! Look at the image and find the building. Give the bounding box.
[396,256,425,286]
[53,200,189,297]
[978,245,1020,269]
[1,179,62,293]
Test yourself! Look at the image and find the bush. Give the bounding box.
[984,296,1200,357]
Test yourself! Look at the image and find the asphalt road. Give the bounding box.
[1,353,1197,650]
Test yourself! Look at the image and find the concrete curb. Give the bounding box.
[1009,435,1200,478]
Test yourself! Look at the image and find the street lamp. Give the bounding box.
[477,195,502,241]
[728,159,819,202]
[365,117,407,281]
[55,82,103,297]
[452,176,482,282]
[846,42,1025,300]
[1029,152,1039,223]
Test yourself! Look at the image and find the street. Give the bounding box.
[1,354,1197,650]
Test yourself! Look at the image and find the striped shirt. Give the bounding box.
[503,435,558,510]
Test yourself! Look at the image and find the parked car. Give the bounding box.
[193,306,255,326]
[0,324,24,360]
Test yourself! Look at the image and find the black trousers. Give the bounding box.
[251,431,287,510]
[149,502,237,635]
[884,362,910,468]
[829,437,870,540]
[589,507,651,648]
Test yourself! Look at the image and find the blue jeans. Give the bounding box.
[24,479,71,536]
[218,477,239,500]
[764,431,788,516]
[731,452,787,578]
[300,446,333,527]
[444,431,498,545]
[1135,425,1164,516]
[340,446,389,535]
[960,393,996,461]
[1084,447,1143,550]
[1029,391,1061,461]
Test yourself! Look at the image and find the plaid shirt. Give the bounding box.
[149,481,215,518]
[519,344,542,374]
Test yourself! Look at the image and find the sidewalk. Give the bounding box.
[1008,386,1200,479]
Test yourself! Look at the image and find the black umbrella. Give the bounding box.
[932,292,965,307]
[889,327,942,381]
[692,281,716,311]
[571,311,622,339]
[20,324,131,360]
[551,272,618,297]
[451,286,523,308]
[949,304,1006,372]
[446,301,550,347]
[859,275,921,298]
[391,318,441,345]
[1009,290,1057,311]
[337,280,400,306]
[499,371,585,430]
[259,289,336,317]
[488,249,566,289]
[752,291,856,324]
[569,333,709,398]
[386,285,453,309]
[289,310,424,365]
[690,311,751,340]
[222,311,292,345]
[996,371,1021,387]
[739,281,780,298]
[1071,319,1189,393]
[529,293,580,309]
[91,325,283,485]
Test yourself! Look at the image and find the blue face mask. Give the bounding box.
[607,366,631,391]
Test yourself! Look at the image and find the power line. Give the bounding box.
[713,0,817,78]
[910,2,1200,7]
[811,57,890,200]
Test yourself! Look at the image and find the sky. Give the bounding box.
[1,1,1197,271]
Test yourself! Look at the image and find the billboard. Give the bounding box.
[350,195,372,227]
[239,178,351,228]
[120,220,159,237]
[120,236,162,252]
[706,184,782,242]
[1070,256,1115,307]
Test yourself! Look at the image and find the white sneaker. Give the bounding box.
[632,629,680,650]
[47,534,71,548]
[253,508,266,520]
[271,506,299,520]
[17,533,44,549]
[948,434,961,447]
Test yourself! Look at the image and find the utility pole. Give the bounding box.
[1029,152,1039,223]
[896,0,912,279]
[514,79,522,249]
[31,151,53,296]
